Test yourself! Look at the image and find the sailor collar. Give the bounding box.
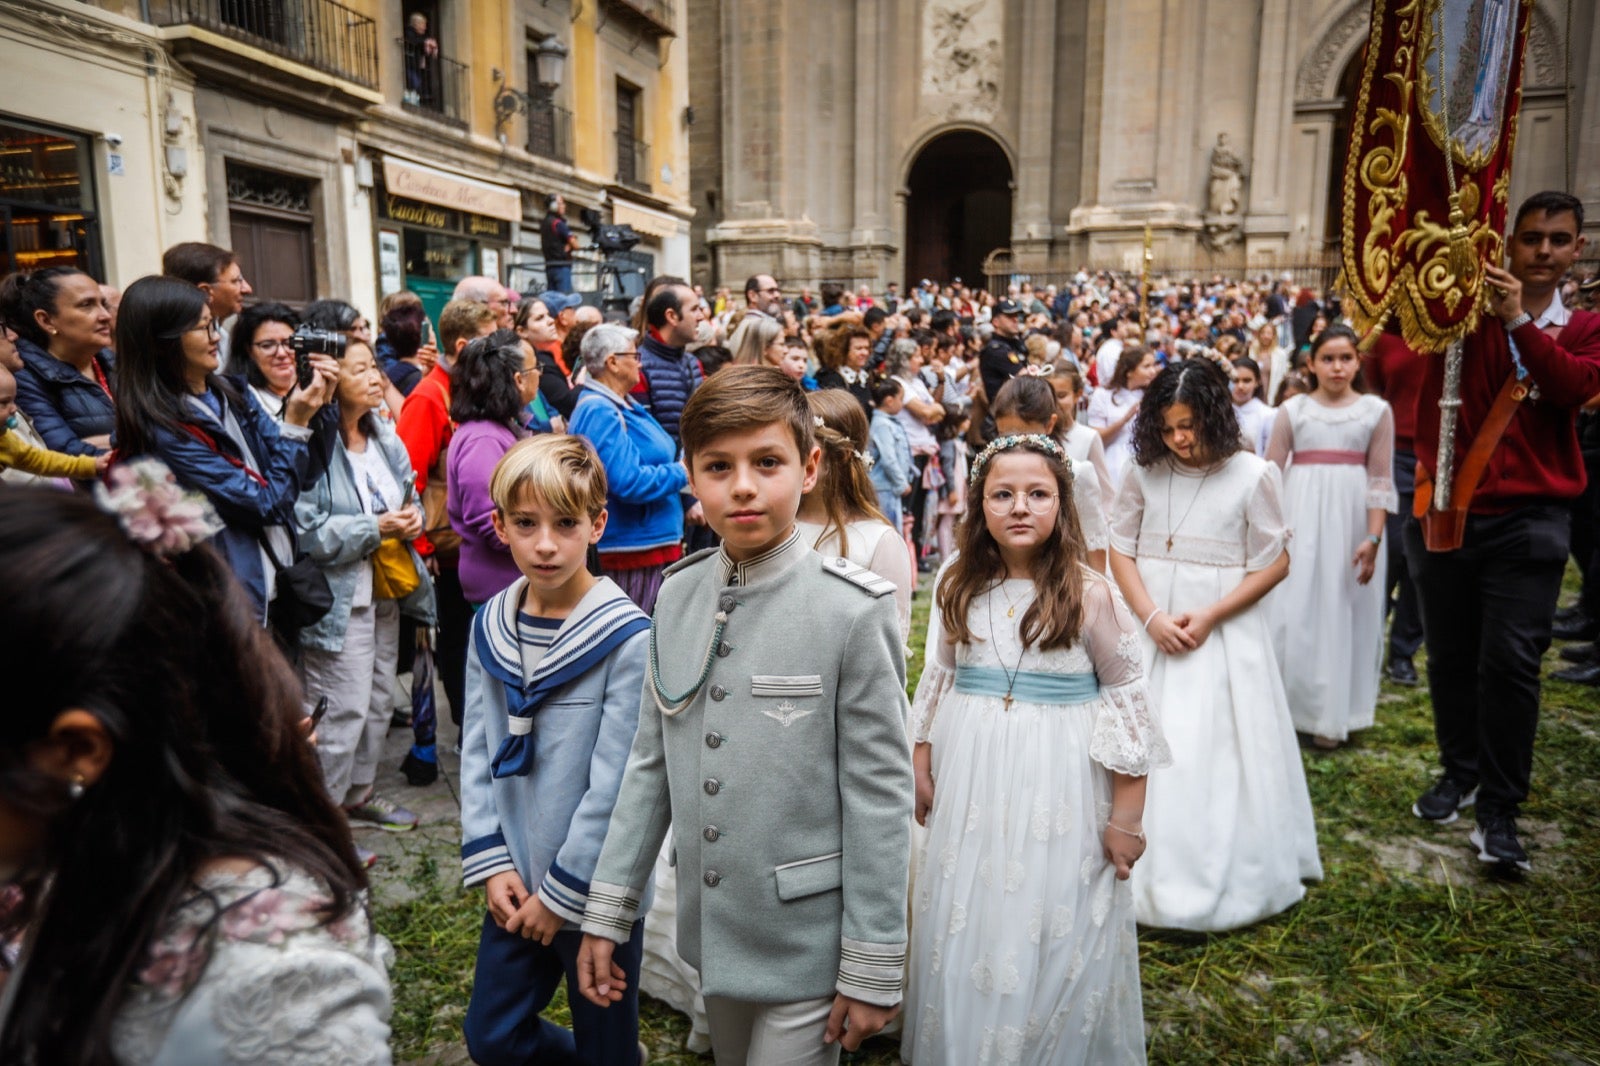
[716,527,805,587]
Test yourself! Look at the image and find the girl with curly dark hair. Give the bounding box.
[1108,356,1321,933]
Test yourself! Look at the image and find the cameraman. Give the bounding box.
[541,194,578,294]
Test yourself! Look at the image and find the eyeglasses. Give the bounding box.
[613,349,640,361]
[253,338,293,353]
[188,320,221,340]
[982,489,1059,515]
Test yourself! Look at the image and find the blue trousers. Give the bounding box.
[464,912,644,1066]
[546,263,574,295]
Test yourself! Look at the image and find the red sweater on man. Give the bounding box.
[1414,311,1600,515]
[395,363,453,555]
[1364,332,1428,452]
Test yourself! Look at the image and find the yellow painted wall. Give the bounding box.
[570,2,603,175]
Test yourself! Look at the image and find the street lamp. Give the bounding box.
[493,34,568,144]
[532,34,566,91]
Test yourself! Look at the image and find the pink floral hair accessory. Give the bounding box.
[94,457,224,558]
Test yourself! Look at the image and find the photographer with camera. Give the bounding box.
[112,275,338,626]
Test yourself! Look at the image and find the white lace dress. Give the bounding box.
[1266,393,1397,741]
[903,574,1170,1066]
[102,863,392,1065]
[1109,452,1322,932]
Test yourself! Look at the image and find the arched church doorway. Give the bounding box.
[1323,45,1366,247]
[904,131,1012,288]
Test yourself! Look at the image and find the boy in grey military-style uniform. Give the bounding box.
[577,366,914,1064]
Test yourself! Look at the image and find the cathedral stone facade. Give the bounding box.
[687,0,1598,290]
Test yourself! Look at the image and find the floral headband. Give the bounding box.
[814,415,875,469]
[94,457,224,559]
[968,433,1068,488]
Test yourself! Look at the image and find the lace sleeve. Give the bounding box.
[1365,399,1399,512]
[909,572,957,743]
[1107,465,1144,557]
[1071,459,1109,552]
[1245,460,1292,571]
[1082,578,1171,776]
[1264,402,1293,469]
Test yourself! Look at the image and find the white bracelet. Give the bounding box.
[1141,607,1162,631]
[1108,821,1146,842]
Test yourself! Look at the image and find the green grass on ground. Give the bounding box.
[379,572,1600,1064]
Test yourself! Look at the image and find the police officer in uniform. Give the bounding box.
[978,298,1028,439]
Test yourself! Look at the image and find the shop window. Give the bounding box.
[226,161,316,306]
[0,116,102,277]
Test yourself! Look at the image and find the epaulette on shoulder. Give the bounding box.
[820,555,897,597]
[663,546,719,577]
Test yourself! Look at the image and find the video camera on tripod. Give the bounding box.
[579,206,641,255]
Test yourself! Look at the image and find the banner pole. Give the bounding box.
[1435,339,1464,510]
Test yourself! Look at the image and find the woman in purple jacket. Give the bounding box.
[446,329,541,605]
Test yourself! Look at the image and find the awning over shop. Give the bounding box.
[611,199,682,240]
[381,156,520,223]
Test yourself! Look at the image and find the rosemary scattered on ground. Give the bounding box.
[379,571,1600,1064]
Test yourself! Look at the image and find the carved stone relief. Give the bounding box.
[921,0,1002,120]
[1295,2,1371,102]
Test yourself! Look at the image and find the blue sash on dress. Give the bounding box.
[953,664,1100,704]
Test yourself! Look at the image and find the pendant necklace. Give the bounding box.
[998,579,1028,619]
[1165,463,1214,552]
[987,584,1027,710]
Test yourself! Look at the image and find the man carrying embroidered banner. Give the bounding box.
[1342,0,1600,873]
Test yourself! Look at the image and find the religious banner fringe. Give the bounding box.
[1340,0,1535,355]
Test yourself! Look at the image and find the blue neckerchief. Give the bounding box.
[473,577,649,778]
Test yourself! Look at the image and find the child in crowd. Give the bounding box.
[0,363,105,480]
[576,366,912,1065]
[798,388,916,647]
[459,435,653,1066]
[1051,363,1115,510]
[789,337,819,391]
[904,433,1169,1065]
[1109,358,1321,931]
[1274,367,1312,406]
[932,405,970,565]
[991,374,1110,573]
[1230,355,1274,455]
[1267,324,1396,749]
[868,378,913,532]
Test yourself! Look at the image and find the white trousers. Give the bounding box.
[703,996,839,1066]
[301,600,400,805]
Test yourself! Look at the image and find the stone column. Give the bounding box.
[1010,0,1058,271]
[1244,0,1295,262]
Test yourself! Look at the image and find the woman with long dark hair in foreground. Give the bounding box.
[0,478,392,1063]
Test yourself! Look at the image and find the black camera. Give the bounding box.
[291,326,346,390]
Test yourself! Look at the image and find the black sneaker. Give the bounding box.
[1412,777,1478,823]
[1386,656,1419,686]
[1470,815,1530,871]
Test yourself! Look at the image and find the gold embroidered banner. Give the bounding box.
[1340,0,1534,354]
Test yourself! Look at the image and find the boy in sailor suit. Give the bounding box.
[577,366,914,1064]
[457,436,652,1066]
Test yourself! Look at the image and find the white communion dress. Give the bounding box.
[1109,451,1322,932]
[1266,393,1397,742]
[903,573,1171,1065]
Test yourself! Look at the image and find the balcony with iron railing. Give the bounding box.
[597,0,676,38]
[398,37,470,127]
[528,104,574,165]
[615,132,651,192]
[149,0,378,93]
